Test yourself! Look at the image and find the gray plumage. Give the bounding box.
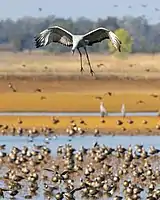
[100,102,107,117]
[121,103,126,118]
[34,26,122,75]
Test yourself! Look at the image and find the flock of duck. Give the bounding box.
[0,141,159,199]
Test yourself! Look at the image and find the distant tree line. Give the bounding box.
[0,15,159,53]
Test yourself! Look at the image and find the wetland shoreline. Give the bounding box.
[0,116,159,136]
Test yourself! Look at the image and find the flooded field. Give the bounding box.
[1,135,160,154]
[0,135,159,199]
[0,53,159,199]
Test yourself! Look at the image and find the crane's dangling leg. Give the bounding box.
[84,47,94,76]
[77,48,84,73]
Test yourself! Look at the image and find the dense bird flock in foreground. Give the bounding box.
[0,142,159,199]
[0,3,160,200]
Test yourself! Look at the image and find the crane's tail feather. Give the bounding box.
[34,29,50,48]
[108,31,122,52]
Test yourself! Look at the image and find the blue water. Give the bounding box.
[0,135,159,200]
[0,111,158,116]
[0,135,160,155]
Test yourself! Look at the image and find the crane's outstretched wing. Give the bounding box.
[34,26,73,48]
[83,27,122,52]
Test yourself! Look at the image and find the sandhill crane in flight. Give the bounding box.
[34,26,122,76]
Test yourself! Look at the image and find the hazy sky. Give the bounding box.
[1,0,160,23]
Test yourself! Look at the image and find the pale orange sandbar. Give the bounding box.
[0,92,159,112]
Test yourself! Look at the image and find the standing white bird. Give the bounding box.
[34,26,122,76]
[100,102,107,118]
[121,103,126,118]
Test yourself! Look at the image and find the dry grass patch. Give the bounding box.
[0,52,160,78]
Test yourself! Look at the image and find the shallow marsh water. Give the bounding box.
[0,135,159,200]
[0,135,160,155]
[0,111,158,116]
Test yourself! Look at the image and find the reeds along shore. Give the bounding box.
[1,52,160,79]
